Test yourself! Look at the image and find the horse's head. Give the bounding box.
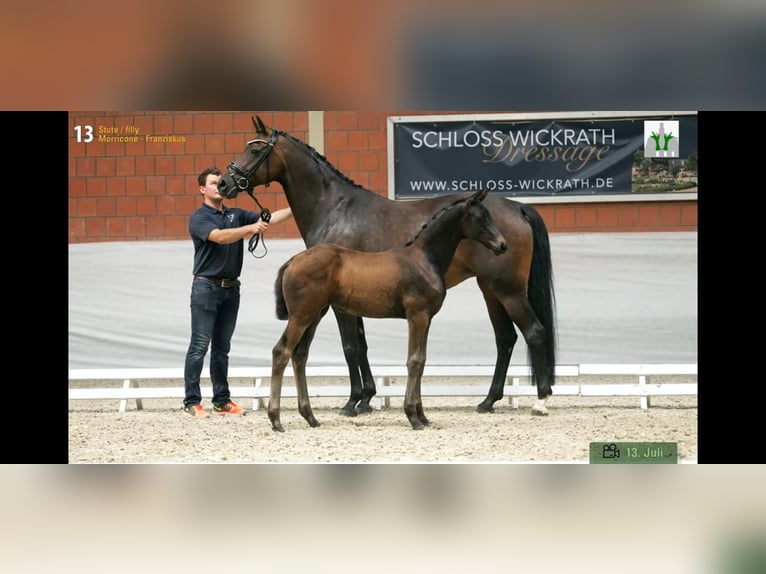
[217,115,281,199]
[463,189,507,256]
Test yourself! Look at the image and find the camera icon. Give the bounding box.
[602,443,620,459]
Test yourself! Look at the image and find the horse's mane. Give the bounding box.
[282,130,367,191]
[283,128,475,248]
[404,196,470,247]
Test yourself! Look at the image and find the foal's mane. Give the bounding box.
[404,196,471,247]
[282,130,367,191]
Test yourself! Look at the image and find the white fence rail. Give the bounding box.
[69,363,697,413]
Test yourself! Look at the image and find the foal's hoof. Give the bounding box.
[272,424,285,432]
[408,417,427,430]
[308,418,321,428]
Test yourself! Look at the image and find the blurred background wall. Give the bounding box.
[68,110,697,243]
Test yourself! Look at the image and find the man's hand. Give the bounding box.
[251,220,269,234]
[243,220,268,240]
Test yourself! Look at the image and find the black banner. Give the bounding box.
[392,114,697,198]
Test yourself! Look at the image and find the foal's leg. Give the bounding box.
[269,329,293,433]
[403,313,431,430]
[292,319,322,428]
[269,319,313,431]
[476,280,519,413]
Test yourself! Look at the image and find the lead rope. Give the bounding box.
[246,161,272,258]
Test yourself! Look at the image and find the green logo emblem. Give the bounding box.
[644,120,680,158]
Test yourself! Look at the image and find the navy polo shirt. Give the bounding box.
[189,203,260,279]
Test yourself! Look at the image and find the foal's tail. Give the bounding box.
[521,205,557,387]
[274,260,291,320]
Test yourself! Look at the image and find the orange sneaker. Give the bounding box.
[213,401,246,416]
[184,404,209,419]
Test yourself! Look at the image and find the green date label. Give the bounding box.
[589,442,677,464]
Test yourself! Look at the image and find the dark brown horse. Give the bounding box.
[218,115,556,417]
[269,190,507,431]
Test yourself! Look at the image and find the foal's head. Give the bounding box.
[461,190,508,255]
[407,189,508,255]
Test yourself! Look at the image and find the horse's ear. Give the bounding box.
[252,115,267,134]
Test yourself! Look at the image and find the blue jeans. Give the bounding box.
[183,277,241,408]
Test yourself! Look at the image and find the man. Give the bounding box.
[183,167,293,418]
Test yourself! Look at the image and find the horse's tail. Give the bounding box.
[521,205,557,387]
[274,259,291,320]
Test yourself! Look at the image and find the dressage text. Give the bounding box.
[410,128,616,172]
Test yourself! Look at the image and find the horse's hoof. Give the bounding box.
[308,418,321,428]
[339,406,357,417]
[531,397,550,416]
[411,423,425,430]
[355,403,374,415]
[272,424,285,432]
[476,403,494,414]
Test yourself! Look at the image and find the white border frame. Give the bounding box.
[386,111,698,203]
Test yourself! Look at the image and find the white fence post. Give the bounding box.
[118,379,142,413]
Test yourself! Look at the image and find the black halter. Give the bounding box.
[226,129,280,258]
[226,128,280,200]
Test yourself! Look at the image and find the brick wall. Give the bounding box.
[68,111,697,243]
[535,200,697,233]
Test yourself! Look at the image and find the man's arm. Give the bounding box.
[207,221,266,244]
[207,208,291,244]
[269,207,293,225]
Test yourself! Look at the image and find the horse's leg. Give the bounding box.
[495,295,554,416]
[522,308,554,416]
[475,280,519,413]
[403,313,431,430]
[292,319,321,428]
[353,316,378,415]
[331,307,366,417]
